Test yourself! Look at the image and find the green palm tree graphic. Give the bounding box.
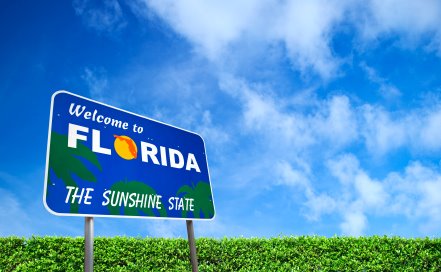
[107,181,167,217]
[48,132,101,213]
[177,181,214,218]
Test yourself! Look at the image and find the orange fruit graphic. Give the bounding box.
[113,135,138,160]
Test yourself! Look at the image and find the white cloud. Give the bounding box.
[354,96,441,157]
[340,208,367,236]
[82,67,109,102]
[354,172,387,208]
[73,0,126,32]
[196,110,230,147]
[219,76,360,152]
[304,193,337,222]
[276,160,310,190]
[139,0,351,79]
[358,103,441,155]
[385,162,441,233]
[69,0,441,83]
[360,63,401,100]
[0,188,32,236]
[139,0,441,80]
[353,1,441,59]
[219,76,316,149]
[359,0,441,48]
[326,155,441,235]
[242,91,313,148]
[327,153,360,185]
[215,76,441,235]
[327,154,388,235]
[70,0,441,237]
[360,104,407,156]
[144,0,259,59]
[418,179,441,232]
[328,154,389,209]
[314,95,358,147]
[272,0,347,79]
[419,107,441,150]
[275,160,337,221]
[122,70,441,235]
[127,0,441,163]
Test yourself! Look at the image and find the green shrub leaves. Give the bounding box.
[1,236,440,271]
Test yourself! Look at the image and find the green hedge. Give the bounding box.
[1,236,440,271]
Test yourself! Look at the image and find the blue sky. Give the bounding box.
[1,0,441,238]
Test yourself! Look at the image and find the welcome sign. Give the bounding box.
[43,91,215,220]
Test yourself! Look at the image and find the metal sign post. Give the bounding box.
[186,220,198,272]
[85,217,94,272]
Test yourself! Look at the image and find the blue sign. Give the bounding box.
[44,91,215,220]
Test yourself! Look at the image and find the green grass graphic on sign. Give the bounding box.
[177,181,214,218]
[48,132,101,213]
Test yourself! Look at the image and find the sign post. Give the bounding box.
[186,220,198,272]
[44,91,215,271]
[84,217,94,272]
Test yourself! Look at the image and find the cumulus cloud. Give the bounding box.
[327,155,441,235]
[143,0,259,59]
[327,154,388,235]
[314,95,358,148]
[276,160,310,189]
[419,107,441,151]
[358,103,441,155]
[304,193,337,222]
[385,162,441,233]
[215,75,441,235]
[125,69,441,235]
[137,0,441,79]
[272,0,347,79]
[219,76,359,151]
[358,0,441,52]
[275,160,337,221]
[138,0,351,79]
[354,172,388,208]
[327,154,360,185]
[219,76,316,149]
[71,1,441,81]
[71,0,441,237]
[360,104,407,156]
[340,208,367,236]
[76,1,441,160]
